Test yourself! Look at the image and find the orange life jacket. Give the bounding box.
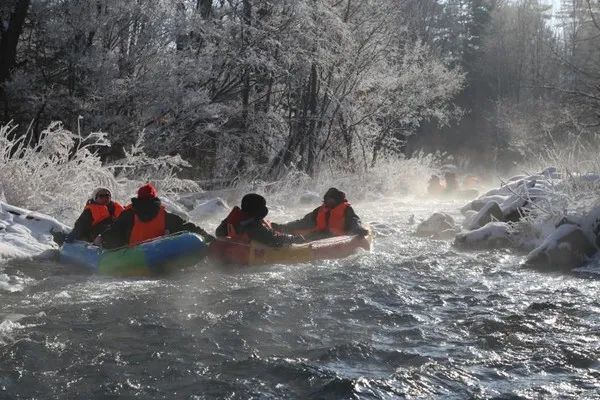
[128,206,167,246]
[315,201,350,236]
[224,206,273,242]
[84,202,124,227]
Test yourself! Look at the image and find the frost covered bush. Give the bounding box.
[227,153,439,206]
[108,130,199,201]
[0,121,115,221]
[0,121,199,222]
[515,137,600,246]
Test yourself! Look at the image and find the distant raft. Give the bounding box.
[60,232,208,276]
[208,232,373,266]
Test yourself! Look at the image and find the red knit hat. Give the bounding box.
[137,183,158,199]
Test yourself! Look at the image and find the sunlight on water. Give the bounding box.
[0,197,599,399]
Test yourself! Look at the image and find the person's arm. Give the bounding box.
[66,209,93,242]
[275,207,319,233]
[101,210,134,249]
[166,213,215,242]
[215,219,228,237]
[345,206,368,235]
[242,219,302,247]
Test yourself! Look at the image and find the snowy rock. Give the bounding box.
[507,175,527,182]
[178,191,209,209]
[461,194,508,214]
[178,189,239,210]
[454,222,512,249]
[500,196,529,222]
[160,197,190,221]
[523,224,597,271]
[190,198,229,218]
[299,192,321,205]
[468,201,504,230]
[416,212,460,240]
[484,178,536,197]
[540,167,561,179]
[462,210,478,230]
[0,202,68,260]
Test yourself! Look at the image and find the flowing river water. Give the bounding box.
[0,198,599,399]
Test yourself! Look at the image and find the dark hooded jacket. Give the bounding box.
[101,197,212,249]
[216,206,302,247]
[67,200,122,242]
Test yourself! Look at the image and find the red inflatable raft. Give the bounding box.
[208,232,372,266]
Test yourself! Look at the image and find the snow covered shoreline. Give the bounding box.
[0,202,69,260]
[4,164,600,274]
[418,167,600,271]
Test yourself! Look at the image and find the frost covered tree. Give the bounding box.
[0,0,465,180]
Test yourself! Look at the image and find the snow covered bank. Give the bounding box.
[0,202,69,260]
[0,121,199,223]
[454,222,512,249]
[420,167,600,271]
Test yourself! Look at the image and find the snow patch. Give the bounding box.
[0,201,68,260]
[415,212,460,240]
[189,198,229,219]
[454,222,512,249]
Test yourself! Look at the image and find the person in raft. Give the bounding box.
[216,193,304,247]
[64,187,124,243]
[99,183,214,249]
[427,175,444,196]
[443,172,459,194]
[273,187,368,240]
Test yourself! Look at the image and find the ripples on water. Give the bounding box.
[0,199,599,399]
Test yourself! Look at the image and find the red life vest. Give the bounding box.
[224,206,273,242]
[128,206,167,246]
[84,202,124,227]
[315,201,350,236]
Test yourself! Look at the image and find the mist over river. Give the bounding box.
[1,198,599,399]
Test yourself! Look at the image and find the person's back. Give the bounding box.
[444,173,459,194]
[216,194,301,247]
[101,183,213,249]
[427,176,444,196]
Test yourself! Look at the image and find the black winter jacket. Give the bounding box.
[215,207,301,247]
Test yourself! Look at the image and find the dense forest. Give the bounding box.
[1,0,599,180]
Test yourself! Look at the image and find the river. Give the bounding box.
[1,198,599,399]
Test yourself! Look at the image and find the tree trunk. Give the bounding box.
[0,0,30,85]
[339,113,353,162]
[305,63,319,176]
[197,0,212,19]
[371,129,388,167]
[0,0,31,118]
[237,0,252,171]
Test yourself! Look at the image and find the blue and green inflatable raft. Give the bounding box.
[59,232,208,276]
